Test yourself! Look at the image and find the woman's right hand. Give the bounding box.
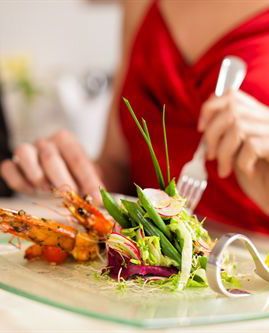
[0,130,104,202]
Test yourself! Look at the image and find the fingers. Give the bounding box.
[13,143,48,189]
[36,139,78,192]
[236,138,269,177]
[1,129,104,200]
[0,160,34,193]
[198,93,230,131]
[236,138,259,177]
[51,130,103,197]
[215,126,242,178]
[203,110,236,160]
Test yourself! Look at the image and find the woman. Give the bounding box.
[1,0,269,233]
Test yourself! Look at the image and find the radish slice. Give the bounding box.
[107,232,141,260]
[143,188,183,217]
[143,188,171,209]
[157,200,184,217]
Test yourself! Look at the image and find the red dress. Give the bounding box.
[119,1,269,234]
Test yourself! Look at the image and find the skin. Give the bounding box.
[1,0,269,213]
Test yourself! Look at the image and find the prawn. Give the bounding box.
[53,189,113,236]
[0,208,99,263]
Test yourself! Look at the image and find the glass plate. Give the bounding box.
[1,236,269,329]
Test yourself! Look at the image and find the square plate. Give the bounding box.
[1,236,269,329]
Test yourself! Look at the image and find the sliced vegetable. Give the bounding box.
[157,200,184,217]
[99,100,218,291]
[142,188,183,217]
[106,232,141,260]
[136,185,171,239]
[122,263,178,280]
[221,271,241,289]
[121,200,180,266]
[142,188,171,209]
[138,235,178,267]
[169,218,193,290]
[106,248,177,280]
[100,189,130,228]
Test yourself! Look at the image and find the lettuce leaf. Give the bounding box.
[169,217,193,290]
[137,235,178,267]
[221,271,241,289]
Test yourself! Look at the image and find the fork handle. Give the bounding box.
[194,57,247,162]
[193,140,206,160]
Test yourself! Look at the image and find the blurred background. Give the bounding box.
[0,0,123,158]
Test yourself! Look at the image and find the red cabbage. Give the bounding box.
[105,249,178,280]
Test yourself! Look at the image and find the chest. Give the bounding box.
[159,0,269,65]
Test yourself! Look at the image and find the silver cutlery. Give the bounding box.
[177,56,247,212]
[206,233,269,297]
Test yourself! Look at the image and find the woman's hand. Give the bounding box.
[198,90,269,213]
[0,130,104,202]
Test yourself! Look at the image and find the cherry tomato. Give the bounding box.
[42,246,69,264]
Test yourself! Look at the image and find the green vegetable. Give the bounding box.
[165,178,178,197]
[192,268,208,285]
[121,226,139,240]
[146,274,181,292]
[221,271,241,289]
[100,189,130,228]
[187,270,208,288]
[162,105,170,183]
[123,97,165,189]
[198,256,208,270]
[136,185,171,239]
[178,209,210,243]
[137,236,178,267]
[121,200,180,266]
[169,218,193,290]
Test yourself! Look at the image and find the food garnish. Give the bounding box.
[101,99,215,290]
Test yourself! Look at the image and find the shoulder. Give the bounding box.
[122,0,152,52]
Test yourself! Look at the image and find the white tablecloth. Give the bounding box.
[0,195,269,333]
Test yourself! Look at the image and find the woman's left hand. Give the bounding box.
[198,90,269,214]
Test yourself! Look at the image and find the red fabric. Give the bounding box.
[119,2,269,234]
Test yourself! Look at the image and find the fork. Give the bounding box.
[177,56,247,212]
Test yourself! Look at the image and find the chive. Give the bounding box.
[162,105,171,183]
[123,97,165,190]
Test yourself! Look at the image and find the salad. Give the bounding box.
[100,98,215,290]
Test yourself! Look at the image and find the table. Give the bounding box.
[0,195,269,333]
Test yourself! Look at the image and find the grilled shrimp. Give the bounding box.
[0,208,99,263]
[54,189,113,236]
